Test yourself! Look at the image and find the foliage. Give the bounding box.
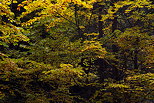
[0,0,154,103]
[0,0,29,47]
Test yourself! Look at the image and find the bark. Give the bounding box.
[98,7,104,38]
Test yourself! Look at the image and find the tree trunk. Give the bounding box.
[98,6,104,38]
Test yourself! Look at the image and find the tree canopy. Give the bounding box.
[0,0,154,103]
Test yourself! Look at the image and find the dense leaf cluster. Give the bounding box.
[0,0,154,103]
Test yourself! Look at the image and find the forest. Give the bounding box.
[0,0,154,103]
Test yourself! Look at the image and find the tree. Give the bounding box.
[0,0,154,103]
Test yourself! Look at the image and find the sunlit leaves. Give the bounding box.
[125,73,154,102]
[0,0,154,102]
[107,83,130,89]
[18,0,95,29]
[0,0,29,46]
[81,40,107,58]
